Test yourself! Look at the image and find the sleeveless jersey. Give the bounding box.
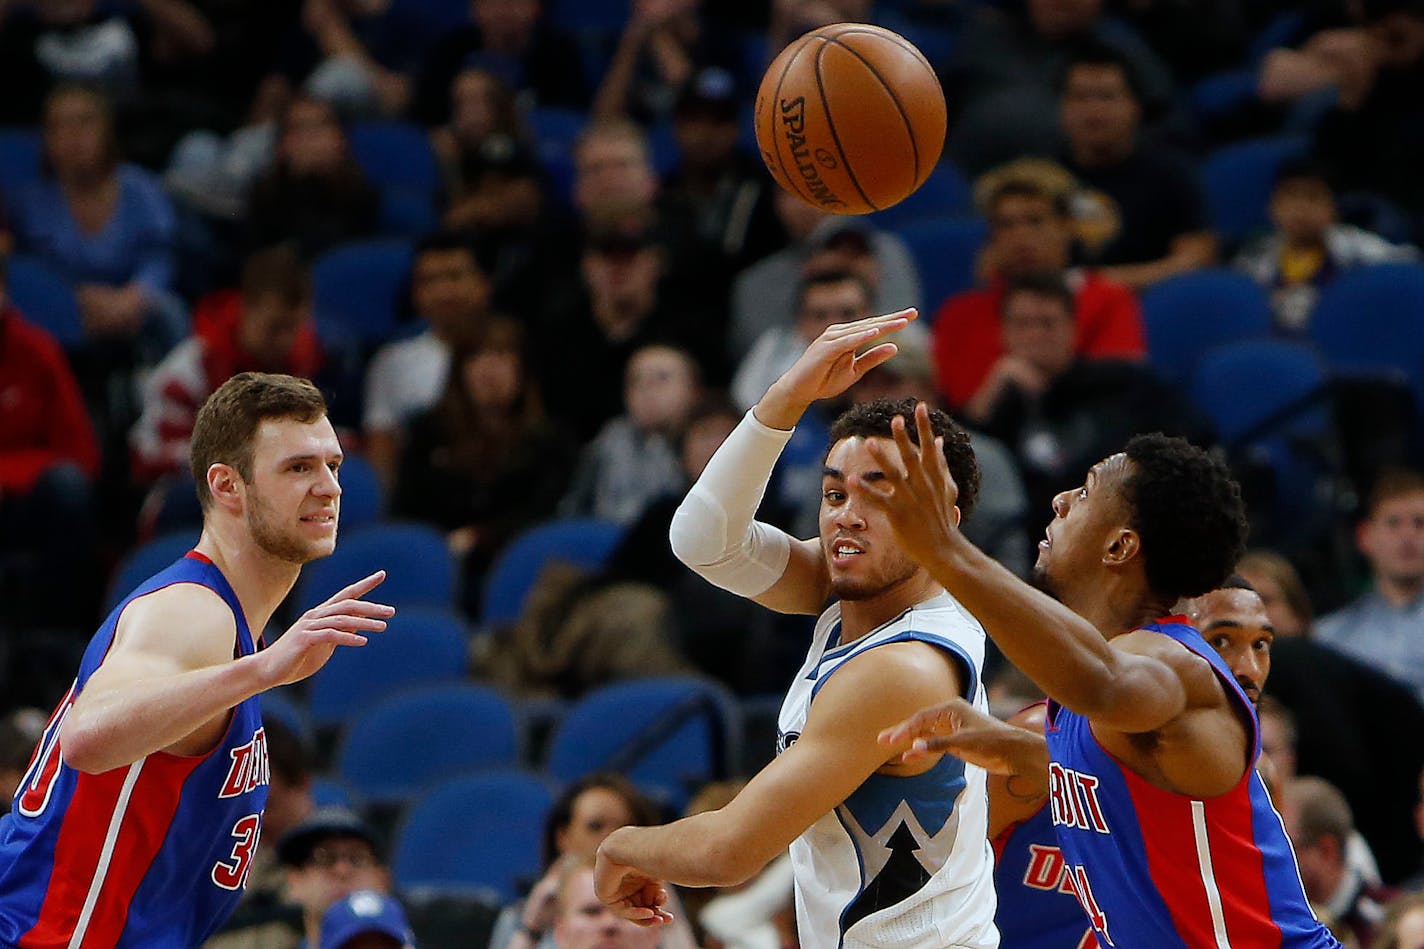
[992,803,1097,949]
[0,552,270,949]
[776,592,998,949]
[1043,618,1342,949]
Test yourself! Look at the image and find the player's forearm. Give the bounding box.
[60,655,269,773]
[600,815,765,889]
[924,533,1127,716]
[752,378,810,431]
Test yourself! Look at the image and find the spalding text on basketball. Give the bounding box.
[779,96,846,209]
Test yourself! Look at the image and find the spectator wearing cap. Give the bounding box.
[730,189,921,361]
[663,68,787,272]
[931,158,1144,412]
[320,890,416,949]
[279,808,393,949]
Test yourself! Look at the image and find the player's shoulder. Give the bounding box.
[822,639,961,715]
[116,580,238,649]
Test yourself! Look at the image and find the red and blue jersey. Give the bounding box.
[0,552,270,949]
[992,802,1097,949]
[1043,618,1341,949]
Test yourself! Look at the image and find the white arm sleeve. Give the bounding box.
[669,409,797,597]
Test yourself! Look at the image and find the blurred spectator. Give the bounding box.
[1238,548,1316,638]
[1059,42,1216,289]
[1257,695,1298,796]
[663,68,787,272]
[730,190,920,361]
[0,708,46,811]
[279,807,396,949]
[393,317,573,612]
[561,343,700,526]
[433,67,545,244]
[491,775,660,949]
[131,245,321,483]
[1283,777,1397,946]
[0,0,215,126]
[942,0,1179,176]
[1234,159,1418,332]
[0,265,100,627]
[960,269,1205,522]
[931,158,1144,411]
[276,0,429,119]
[535,217,718,441]
[203,718,314,949]
[320,890,417,949]
[246,95,380,258]
[733,270,871,411]
[1373,893,1424,949]
[411,0,588,123]
[592,0,746,125]
[8,85,185,354]
[1313,0,1424,221]
[363,232,492,483]
[1317,469,1424,699]
[551,858,661,949]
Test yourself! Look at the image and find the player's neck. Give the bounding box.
[838,574,943,644]
[1066,574,1170,640]
[194,522,301,633]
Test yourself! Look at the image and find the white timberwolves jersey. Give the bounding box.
[777,593,998,949]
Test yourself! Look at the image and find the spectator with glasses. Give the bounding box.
[277,808,399,949]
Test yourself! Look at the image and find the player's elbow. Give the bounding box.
[58,718,115,774]
[668,492,727,568]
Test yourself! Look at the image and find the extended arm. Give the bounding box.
[670,310,915,615]
[61,573,392,773]
[861,404,1192,733]
[596,643,958,908]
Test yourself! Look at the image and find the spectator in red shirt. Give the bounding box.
[0,254,101,626]
[931,158,1145,411]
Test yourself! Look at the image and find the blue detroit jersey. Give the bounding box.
[0,552,269,948]
[992,802,1096,949]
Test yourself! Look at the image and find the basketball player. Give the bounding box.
[0,373,395,948]
[868,404,1342,948]
[594,310,1000,948]
[925,579,1274,949]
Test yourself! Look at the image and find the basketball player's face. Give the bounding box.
[1188,588,1273,704]
[242,416,343,565]
[1033,454,1132,603]
[821,437,924,602]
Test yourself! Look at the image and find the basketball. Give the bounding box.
[754,23,947,215]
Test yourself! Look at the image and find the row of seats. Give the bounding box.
[263,676,745,901]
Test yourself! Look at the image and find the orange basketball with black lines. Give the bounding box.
[754,23,947,215]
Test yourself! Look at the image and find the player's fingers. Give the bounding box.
[300,628,368,647]
[861,441,905,492]
[878,705,944,745]
[914,402,936,461]
[890,413,921,475]
[826,308,917,336]
[310,615,388,633]
[306,598,397,620]
[851,341,899,376]
[320,570,386,605]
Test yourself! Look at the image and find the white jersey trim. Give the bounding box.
[68,759,145,949]
[1191,799,1233,949]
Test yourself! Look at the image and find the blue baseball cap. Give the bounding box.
[320,890,415,949]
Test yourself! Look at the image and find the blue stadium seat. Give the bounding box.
[5,256,84,348]
[335,684,519,805]
[869,162,971,230]
[0,129,41,192]
[106,531,200,613]
[305,606,470,729]
[549,0,627,35]
[310,239,414,346]
[1201,136,1309,243]
[1140,268,1273,385]
[349,121,441,194]
[297,521,454,613]
[545,677,739,811]
[310,777,356,809]
[889,216,987,314]
[393,770,554,900]
[336,452,384,531]
[259,689,312,742]
[1310,263,1424,409]
[528,107,586,207]
[480,519,624,627]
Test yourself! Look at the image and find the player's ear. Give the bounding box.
[1103,528,1139,567]
[207,463,243,513]
[951,504,962,526]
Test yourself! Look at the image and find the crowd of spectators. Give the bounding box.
[3,0,1424,946]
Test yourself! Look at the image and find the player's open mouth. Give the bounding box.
[1039,528,1052,550]
[300,514,336,524]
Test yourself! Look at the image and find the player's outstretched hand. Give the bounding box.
[259,571,396,688]
[858,401,961,567]
[594,847,674,928]
[758,309,916,427]
[878,698,1033,774]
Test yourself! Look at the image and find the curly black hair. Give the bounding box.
[1122,434,1249,601]
[828,398,981,522]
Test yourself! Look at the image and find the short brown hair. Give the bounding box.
[241,245,310,308]
[1367,467,1424,518]
[190,373,327,510]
